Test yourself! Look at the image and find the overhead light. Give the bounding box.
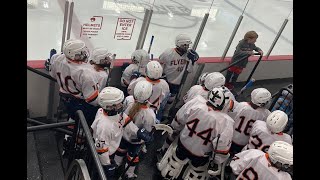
[191,8,218,20]
[27,0,38,8]
[103,1,144,12]
[43,1,49,9]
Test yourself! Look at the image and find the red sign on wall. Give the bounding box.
[114,18,136,40]
[80,16,103,38]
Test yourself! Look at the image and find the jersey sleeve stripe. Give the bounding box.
[214,149,230,155]
[86,90,99,103]
[96,148,109,153]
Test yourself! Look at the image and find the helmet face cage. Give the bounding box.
[272,161,293,174]
[103,100,124,115]
[98,55,112,66]
[131,55,140,64]
[74,49,89,62]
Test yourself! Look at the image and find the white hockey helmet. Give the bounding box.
[98,87,124,109]
[62,39,76,50]
[266,110,288,133]
[268,141,293,167]
[251,88,271,107]
[175,34,192,47]
[131,49,150,66]
[204,72,226,90]
[134,81,153,103]
[63,39,90,62]
[208,87,228,111]
[145,61,163,80]
[198,72,209,85]
[91,47,114,66]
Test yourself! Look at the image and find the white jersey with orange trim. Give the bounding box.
[256,107,271,120]
[230,149,292,180]
[243,120,292,152]
[122,103,156,144]
[49,54,99,106]
[90,66,109,92]
[171,95,234,163]
[91,108,124,165]
[223,86,236,102]
[123,95,135,112]
[158,48,193,85]
[183,85,209,103]
[231,102,271,147]
[127,77,170,111]
[91,109,139,165]
[121,64,139,87]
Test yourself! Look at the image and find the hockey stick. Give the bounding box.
[235,78,255,99]
[207,134,221,177]
[105,53,116,87]
[147,35,154,54]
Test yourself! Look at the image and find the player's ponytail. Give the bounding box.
[128,101,145,120]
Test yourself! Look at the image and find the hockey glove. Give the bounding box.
[44,49,57,71]
[137,128,154,143]
[187,49,199,65]
[130,71,141,80]
[44,59,51,71]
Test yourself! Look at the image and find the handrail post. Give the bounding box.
[221,15,243,60]
[266,18,289,58]
[66,1,74,40]
[136,8,153,50]
[47,81,56,121]
[192,13,209,50]
[179,12,210,98]
[76,110,107,180]
[61,0,70,52]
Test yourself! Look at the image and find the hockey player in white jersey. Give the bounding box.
[121,49,150,89]
[127,61,170,116]
[89,47,115,92]
[230,88,272,155]
[243,110,292,152]
[114,81,156,179]
[197,72,209,85]
[230,141,293,180]
[183,72,226,103]
[158,34,199,119]
[91,87,154,179]
[49,39,99,125]
[157,87,235,179]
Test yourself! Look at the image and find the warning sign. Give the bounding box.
[114,18,136,40]
[80,16,103,38]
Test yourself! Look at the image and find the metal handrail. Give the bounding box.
[27,118,73,135]
[69,110,107,180]
[244,54,263,85]
[64,159,91,180]
[27,65,57,82]
[219,53,261,73]
[27,120,74,132]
